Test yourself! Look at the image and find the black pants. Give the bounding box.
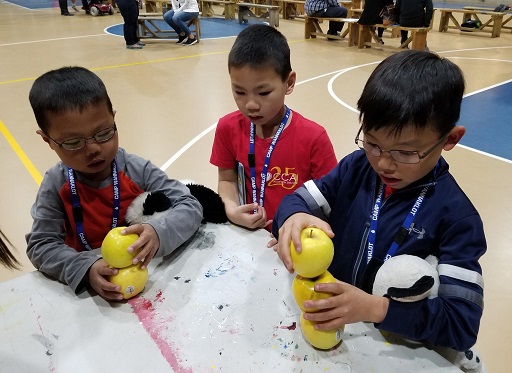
[58,0,69,14]
[310,6,348,34]
[116,0,140,46]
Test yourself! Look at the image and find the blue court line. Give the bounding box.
[458,81,512,161]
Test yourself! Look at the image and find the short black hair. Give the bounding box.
[228,24,292,81]
[29,66,114,134]
[357,50,465,136]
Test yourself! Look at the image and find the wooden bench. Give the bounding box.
[198,0,236,20]
[358,24,429,51]
[304,16,360,46]
[137,13,201,41]
[238,2,281,28]
[277,0,305,20]
[438,8,504,38]
[277,0,355,21]
[463,5,512,33]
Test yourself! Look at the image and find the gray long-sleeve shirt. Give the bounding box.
[26,148,203,293]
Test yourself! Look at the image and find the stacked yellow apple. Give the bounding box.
[291,227,344,349]
[101,227,148,300]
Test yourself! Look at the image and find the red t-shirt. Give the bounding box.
[210,110,337,224]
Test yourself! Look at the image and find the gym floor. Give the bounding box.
[0,2,511,371]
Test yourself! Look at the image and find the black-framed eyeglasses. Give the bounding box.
[354,126,450,164]
[47,124,117,151]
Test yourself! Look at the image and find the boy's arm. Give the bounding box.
[125,154,203,258]
[218,167,241,218]
[26,172,98,293]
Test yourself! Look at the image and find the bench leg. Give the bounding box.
[269,9,279,27]
[358,25,372,48]
[304,18,317,39]
[492,15,503,37]
[225,4,235,20]
[348,22,360,47]
[410,29,427,50]
[439,12,449,32]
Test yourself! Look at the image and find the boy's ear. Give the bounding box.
[285,71,296,95]
[443,125,466,151]
[36,129,53,148]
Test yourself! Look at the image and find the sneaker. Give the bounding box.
[71,4,79,12]
[61,12,74,16]
[177,35,187,44]
[182,37,198,46]
[137,41,146,46]
[126,43,143,49]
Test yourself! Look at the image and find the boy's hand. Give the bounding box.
[301,281,390,330]
[275,213,334,274]
[227,203,271,230]
[121,224,160,269]
[88,259,124,301]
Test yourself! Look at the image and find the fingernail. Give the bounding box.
[127,247,133,253]
[121,229,127,235]
[132,258,139,264]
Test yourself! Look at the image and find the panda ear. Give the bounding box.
[185,184,228,224]
[387,276,435,301]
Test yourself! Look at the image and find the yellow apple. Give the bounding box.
[290,227,334,278]
[292,271,336,312]
[300,313,344,350]
[101,227,139,268]
[108,263,149,300]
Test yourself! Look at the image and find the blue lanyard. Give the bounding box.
[366,182,430,264]
[248,106,290,209]
[67,160,120,251]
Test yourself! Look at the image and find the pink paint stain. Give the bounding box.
[30,297,56,372]
[154,290,165,303]
[129,296,191,373]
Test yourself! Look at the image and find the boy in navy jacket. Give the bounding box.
[272,51,485,353]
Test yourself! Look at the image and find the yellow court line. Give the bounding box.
[0,50,230,86]
[0,119,42,186]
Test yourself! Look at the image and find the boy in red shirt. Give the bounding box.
[210,25,337,232]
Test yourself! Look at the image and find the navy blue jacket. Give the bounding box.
[272,150,485,351]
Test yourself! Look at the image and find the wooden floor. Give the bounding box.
[0,3,511,372]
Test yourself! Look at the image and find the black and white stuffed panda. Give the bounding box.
[126,181,228,225]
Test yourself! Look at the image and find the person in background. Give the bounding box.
[304,0,348,39]
[58,0,74,16]
[210,25,337,235]
[115,0,145,49]
[163,0,200,46]
[358,0,395,44]
[26,67,203,301]
[396,0,433,47]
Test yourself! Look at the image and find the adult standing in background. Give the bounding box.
[163,0,200,46]
[116,0,145,49]
[58,0,74,16]
[396,0,433,47]
[304,0,348,38]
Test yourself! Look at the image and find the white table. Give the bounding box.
[0,224,461,372]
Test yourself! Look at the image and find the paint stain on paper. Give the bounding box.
[130,296,191,373]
